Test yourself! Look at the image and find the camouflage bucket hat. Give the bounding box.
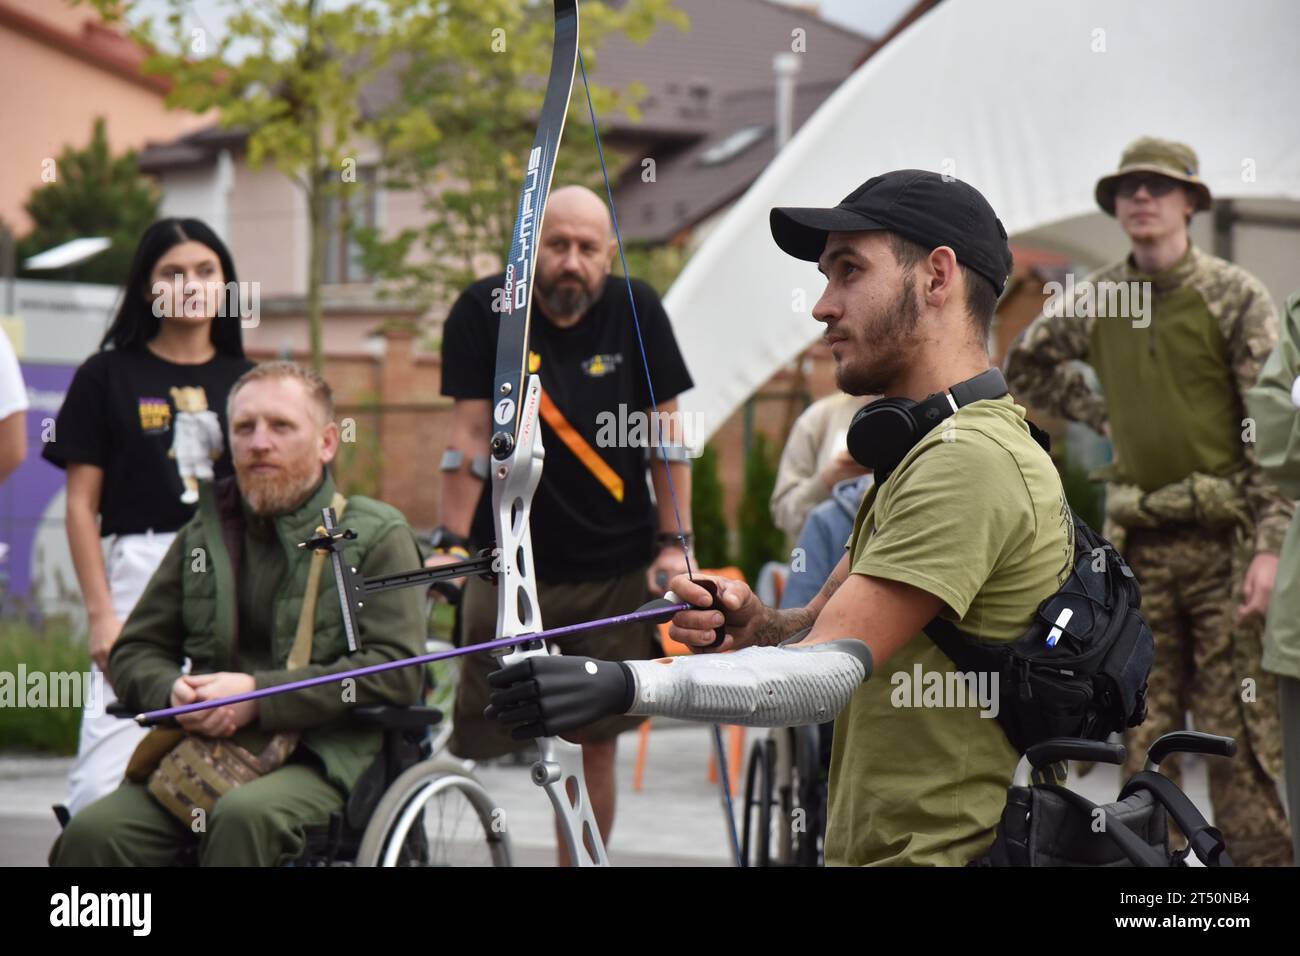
[1095,136,1213,216]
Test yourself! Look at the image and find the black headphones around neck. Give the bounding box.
[846,368,1010,481]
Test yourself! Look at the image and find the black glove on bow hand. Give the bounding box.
[485,655,635,739]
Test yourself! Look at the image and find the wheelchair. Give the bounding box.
[294,704,511,867]
[60,700,513,867]
[977,730,1235,867]
[737,727,1234,868]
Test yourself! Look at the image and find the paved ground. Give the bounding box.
[0,723,1213,867]
[0,721,737,867]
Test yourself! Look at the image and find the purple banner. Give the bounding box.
[2,362,76,607]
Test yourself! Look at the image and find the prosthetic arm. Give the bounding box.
[486,640,872,739]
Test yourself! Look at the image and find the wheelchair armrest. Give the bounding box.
[1144,731,1236,771]
[350,705,444,731]
[1014,738,1126,787]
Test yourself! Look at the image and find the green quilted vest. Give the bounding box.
[177,472,415,792]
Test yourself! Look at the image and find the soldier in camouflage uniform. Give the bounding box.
[1005,137,1293,866]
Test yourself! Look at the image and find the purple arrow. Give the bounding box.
[133,599,691,725]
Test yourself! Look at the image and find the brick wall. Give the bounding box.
[249,327,451,533]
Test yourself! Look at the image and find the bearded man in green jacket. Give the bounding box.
[51,361,426,867]
[1006,137,1293,865]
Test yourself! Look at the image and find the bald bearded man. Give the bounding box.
[431,185,696,865]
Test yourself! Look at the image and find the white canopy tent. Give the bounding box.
[665,0,1300,444]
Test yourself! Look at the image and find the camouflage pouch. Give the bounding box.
[147,731,300,826]
[124,728,186,783]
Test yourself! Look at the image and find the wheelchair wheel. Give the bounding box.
[740,738,776,866]
[355,759,512,867]
[789,723,826,867]
[771,728,797,864]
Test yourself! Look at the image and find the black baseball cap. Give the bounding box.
[770,169,1014,295]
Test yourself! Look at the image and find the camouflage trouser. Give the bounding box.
[1282,677,1300,864]
[1121,525,1292,866]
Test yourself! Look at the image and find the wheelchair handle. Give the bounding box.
[1014,738,1126,786]
[1143,731,1237,771]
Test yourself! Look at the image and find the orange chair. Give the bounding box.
[633,566,748,794]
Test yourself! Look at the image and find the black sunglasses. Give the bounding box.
[1114,174,1183,199]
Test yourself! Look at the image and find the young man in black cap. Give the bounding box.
[487,170,1075,866]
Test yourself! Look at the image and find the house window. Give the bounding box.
[324,166,378,284]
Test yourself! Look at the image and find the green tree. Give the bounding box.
[86,0,684,366]
[356,0,685,310]
[618,241,688,297]
[690,443,730,569]
[86,0,415,370]
[736,433,785,583]
[16,117,158,284]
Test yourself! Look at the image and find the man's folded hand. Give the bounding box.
[173,672,258,737]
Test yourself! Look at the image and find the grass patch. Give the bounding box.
[0,617,89,755]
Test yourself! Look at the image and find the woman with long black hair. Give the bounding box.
[42,219,255,816]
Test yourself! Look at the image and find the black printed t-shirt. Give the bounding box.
[42,348,255,536]
[441,274,693,582]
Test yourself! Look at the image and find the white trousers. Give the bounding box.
[65,530,177,817]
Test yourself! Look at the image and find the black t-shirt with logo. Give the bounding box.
[42,348,255,536]
[441,274,693,582]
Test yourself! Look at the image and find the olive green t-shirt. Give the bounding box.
[824,395,1074,866]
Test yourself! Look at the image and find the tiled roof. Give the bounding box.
[610,76,848,243]
[137,126,248,171]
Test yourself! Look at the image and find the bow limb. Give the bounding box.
[489,0,609,867]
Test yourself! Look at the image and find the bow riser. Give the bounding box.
[489,0,608,867]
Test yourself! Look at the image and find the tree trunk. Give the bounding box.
[304,0,325,373]
[306,167,326,372]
